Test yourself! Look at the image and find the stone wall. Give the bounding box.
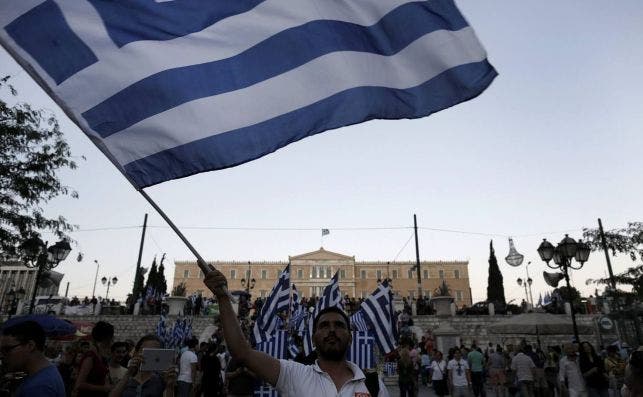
[0,315,217,343]
[412,314,602,348]
[0,313,603,348]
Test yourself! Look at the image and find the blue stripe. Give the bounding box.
[82,1,468,138]
[123,60,496,187]
[88,0,266,47]
[5,0,98,84]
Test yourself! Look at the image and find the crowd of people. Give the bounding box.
[1,265,642,397]
[390,334,639,397]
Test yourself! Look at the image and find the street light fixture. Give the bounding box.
[101,276,118,301]
[537,235,591,342]
[19,236,71,314]
[240,261,255,293]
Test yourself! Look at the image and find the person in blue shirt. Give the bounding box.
[0,320,65,397]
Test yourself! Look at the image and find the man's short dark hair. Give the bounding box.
[186,337,199,349]
[111,341,129,352]
[2,321,46,351]
[91,321,114,343]
[313,307,350,333]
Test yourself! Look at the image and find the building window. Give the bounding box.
[392,270,398,279]
[423,269,429,279]
[261,290,267,298]
[260,270,266,279]
[456,291,463,301]
[408,269,413,279]
[326,266,331,278]
[408,290,415,298]
[340,269,346,279]
[297,269,303,279]
[199,270,204,279]
[183,270,189,278]
[439,270,445,279]
[230,269,236,279]
[376,270,382,280]
[360,270,366,279]
[454,270,460,279]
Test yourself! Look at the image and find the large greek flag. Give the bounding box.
[303,271,343,355]
[252,264,290,345]
[359,281,398,354]
[0,1,496,188]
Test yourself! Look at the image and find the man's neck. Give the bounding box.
[317,358,352,376]
[24,354,51,376]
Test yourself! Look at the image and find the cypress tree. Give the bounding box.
[487,240,506,304]
[145,256,158,292]
[157,253,168,295]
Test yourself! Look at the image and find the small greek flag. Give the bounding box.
[350,310,370,332]
[322,229,330,236]
[254,384,280,397]
[256,330,288,359]
[347,331,375,369]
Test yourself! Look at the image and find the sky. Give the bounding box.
[1,1,642,304]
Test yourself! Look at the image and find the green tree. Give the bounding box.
[144,256,158,293]
[157,253,168,295]
[487,240,506,304]
[583,222,643,298]
[0,77,78,256]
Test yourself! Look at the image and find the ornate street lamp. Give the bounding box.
[19,236,71,314]
[241,261,256,293]
[537,235,590,342]
[101,276,118,301]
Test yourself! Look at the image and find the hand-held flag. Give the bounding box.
[0,0,496,189]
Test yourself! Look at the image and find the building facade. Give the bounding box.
[0,261,63,313]
[174,248,472,306]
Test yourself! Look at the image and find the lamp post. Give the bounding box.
[537,235,591,342]
[377,261,393,286]
[20,236,72,314]
[92,260,100,298]
[240,261,256,293]
[101,276,118,301]
[516,261,534,308]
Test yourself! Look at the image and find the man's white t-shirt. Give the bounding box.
[178,350,198,383]
[447,358,469,387]
[276,359,390,397]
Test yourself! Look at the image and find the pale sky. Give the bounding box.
[1,1,642,304]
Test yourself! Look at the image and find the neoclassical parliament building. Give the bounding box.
[174,248,472,306]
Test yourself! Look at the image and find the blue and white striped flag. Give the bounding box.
[252,264,290,345]
[287,334,300,359]
[350,310,370,332]
[289,285,305,332]
[0,1,496,189]
[303,271,343,355]
[255,330,288,359]
[156,315,166,346]
[347,331,375,370]
[359,281,398,354]
[254,384,280,397]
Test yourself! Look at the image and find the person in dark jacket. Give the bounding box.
[579,341,609,397]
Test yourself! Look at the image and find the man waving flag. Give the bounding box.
[0,0,496,189]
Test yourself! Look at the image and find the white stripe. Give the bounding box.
[55,1,119,58]
[104,27,485,165]
[55,0,421,113]
[0,0,46,28]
